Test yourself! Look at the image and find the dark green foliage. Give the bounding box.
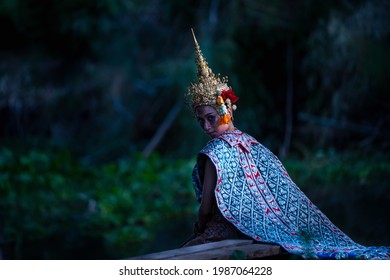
[0,148,196,259]
[284,150,390,191]
[1,0,389,159]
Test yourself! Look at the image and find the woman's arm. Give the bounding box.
[197,157,217,233]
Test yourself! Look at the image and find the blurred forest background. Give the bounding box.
[0,0,389,259]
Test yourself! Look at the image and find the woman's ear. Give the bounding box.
[228,107,233,120]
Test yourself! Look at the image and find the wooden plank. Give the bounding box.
[166,243,282,260]
[234,243,282,259]
[128,239,253,260]
[128,240,282,260]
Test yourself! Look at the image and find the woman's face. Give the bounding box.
[195,105,230,138]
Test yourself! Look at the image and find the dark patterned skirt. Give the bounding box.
[182,211,249,247]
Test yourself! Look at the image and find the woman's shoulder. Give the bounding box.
[201,129,259,154]
[220,129,259,150]
[200,136,227,153]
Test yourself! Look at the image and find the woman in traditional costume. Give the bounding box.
[182,29,390,260]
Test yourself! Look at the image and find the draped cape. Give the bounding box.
[192,130,389,259]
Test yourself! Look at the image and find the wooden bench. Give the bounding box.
[128,239,282,260]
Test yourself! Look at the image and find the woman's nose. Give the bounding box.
[203,121,211,131]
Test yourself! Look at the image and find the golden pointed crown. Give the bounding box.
[185,29,238,118]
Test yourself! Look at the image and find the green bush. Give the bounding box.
[0,148,196,259]
[283,150,390,190]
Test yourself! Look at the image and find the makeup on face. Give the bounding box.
[195,106,230,138]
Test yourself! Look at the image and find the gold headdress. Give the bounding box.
[186,29,239,124]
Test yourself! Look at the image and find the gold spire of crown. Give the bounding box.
[186,28,230,113]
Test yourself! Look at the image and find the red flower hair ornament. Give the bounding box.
[216,88,239,125]
[221,88,239,104]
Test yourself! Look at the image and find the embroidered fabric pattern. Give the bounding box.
[192,130,390,259]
